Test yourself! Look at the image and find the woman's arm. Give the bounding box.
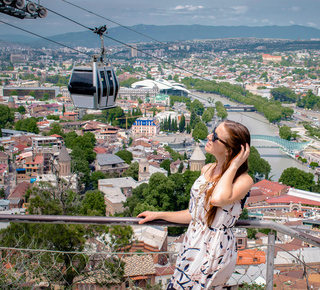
[137,209,192,225]
[210,144,253,207]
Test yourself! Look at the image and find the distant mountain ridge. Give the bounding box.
[1,24,320,48]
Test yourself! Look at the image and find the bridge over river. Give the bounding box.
[251,135,310,154]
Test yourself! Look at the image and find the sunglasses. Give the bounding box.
[211,127,229,147]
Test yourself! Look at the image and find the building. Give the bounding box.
[0,152,9,165]
[95,154,129,174]
[7,182,31,209]
[7,96,15,109]
[3,87,60,98]
[262,54,282,63]
[57,146,71,176]
[32,136,63,150]
[139,151,150,182]
[132,118,160,137]
[118,86,159,100]
[131,79,190,97]
[189,145,205,171]
[98,177,140,215]
[147,94,170,106]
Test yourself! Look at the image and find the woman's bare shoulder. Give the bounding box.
[201,163,215,175]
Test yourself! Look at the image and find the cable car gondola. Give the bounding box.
[68,25,119,110]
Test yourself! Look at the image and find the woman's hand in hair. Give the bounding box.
[230,143,250,170]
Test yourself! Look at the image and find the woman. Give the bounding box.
[138,120,253,290]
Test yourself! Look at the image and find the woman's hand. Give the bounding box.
[230,143,250,169]
[137,211,161,225]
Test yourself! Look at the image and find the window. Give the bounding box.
[253,258,258,262]
[238,239,243,245]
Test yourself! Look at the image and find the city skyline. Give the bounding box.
[1,0,320,38]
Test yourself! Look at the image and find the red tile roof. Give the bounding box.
[8,182,31,199]
[94,147,107,154]
[254,179,289,196]
[267,195,320,207]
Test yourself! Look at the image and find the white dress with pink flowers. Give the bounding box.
[167,173,249,290]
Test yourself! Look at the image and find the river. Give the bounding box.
[192,92,315,182]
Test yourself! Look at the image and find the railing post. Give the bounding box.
[266,232,275,290]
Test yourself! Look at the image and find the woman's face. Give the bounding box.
[205,123,229,156]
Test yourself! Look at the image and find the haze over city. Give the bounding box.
[1,0,320,37]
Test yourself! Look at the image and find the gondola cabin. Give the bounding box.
[68,61,119,110]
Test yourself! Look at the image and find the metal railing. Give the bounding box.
[1,215,320,289]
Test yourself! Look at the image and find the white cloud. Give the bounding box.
[172,5,204,11]
[232,6,248,15]
[307,22,317,27]
[261,19,270,23]
[289,21,295,25]
[289,6,301,12]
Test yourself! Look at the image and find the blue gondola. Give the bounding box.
[68,25,119,110]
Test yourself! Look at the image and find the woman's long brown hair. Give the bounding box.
[204,120,251,226]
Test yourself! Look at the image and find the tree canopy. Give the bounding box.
[279,167,315,191]
[115,150,133,165]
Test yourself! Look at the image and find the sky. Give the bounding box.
[1,0,320,37]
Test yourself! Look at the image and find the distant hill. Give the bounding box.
[1,24,320,48]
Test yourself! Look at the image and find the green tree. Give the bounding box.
[205,153,216,165]
[0,105,14,129]
[279,167,315,191]
[310,162,319,169]
[192,121,208,142]
[279,125,292,141]
[0,187,5,198]
[10,90,18,96]
[90,171,106,189]
[80,190,106,216]
[248,146,271,180]
[239,208,249,220]
[1,179,132,288]
[247,228,258,239]
[122,161,139,181]
[190,99,204,116]
[173,75,179,82]
[178,162,184,173]
[202,108,214,123]
[160,159,171,175]
[133,202,158,217]
[15,117,39,134]
[179,114,186,132]
[43,93,50,100]
[48,123,65,137]
[271,87,297,103]
[17,106,26,115]
[28,91,36,97]
[115,150,133,165]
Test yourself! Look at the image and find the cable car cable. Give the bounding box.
[4,3,289,120]
[105,33,288,118]
[31,3,286,118]
[43,6,93,32]
[0,19,91,57]
[61,0,163,45]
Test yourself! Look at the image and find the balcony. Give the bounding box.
[1,215,320,289]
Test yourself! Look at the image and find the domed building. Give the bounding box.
[189,145,206,171]
[58,146,71,176]
[8,96,15,109]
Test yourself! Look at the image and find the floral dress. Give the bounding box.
[167,172,250,290]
